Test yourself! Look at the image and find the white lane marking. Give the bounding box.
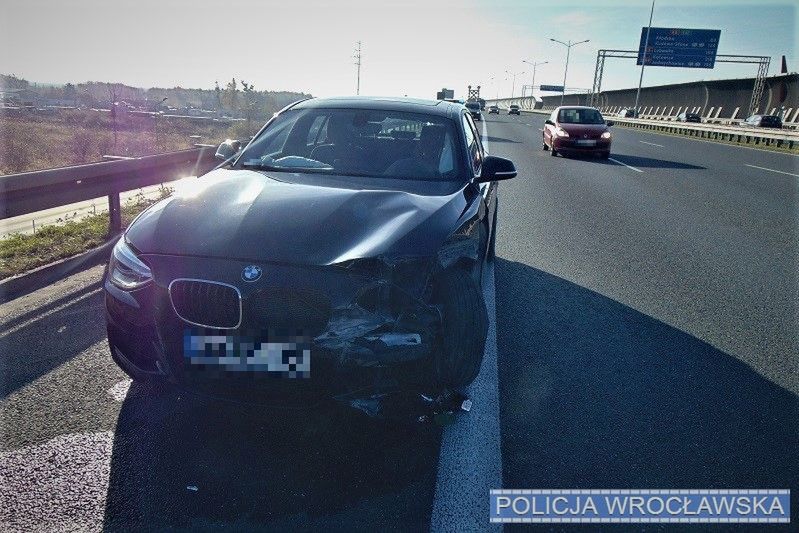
[107,379,132,402]
[608,157,644,173]
[744,164,799,178]
[430,259,502,533]
[639,140,664,147]
[481,119,489,153]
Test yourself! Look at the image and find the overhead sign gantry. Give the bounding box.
[590,28,769,116]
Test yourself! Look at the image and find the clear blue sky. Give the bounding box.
[2,0,795,100]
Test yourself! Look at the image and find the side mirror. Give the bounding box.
[545,119,554,126]
[606,120,614,127]
[215,139,242,161]
[477,155,516,183]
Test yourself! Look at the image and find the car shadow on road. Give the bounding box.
[0,280,106,400]
[102,382,442,531]
[484,136,522,144]
[602,153,705,170]
[494,258,798,526]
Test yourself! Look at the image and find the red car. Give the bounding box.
[543,106,612,159]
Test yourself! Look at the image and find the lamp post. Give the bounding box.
[550,38,590,106]
[489,76,500,100]
[634,0,656,116]
[505,69,525,99]
[522,59,548,108]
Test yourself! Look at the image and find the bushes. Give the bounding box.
[0,110,264,175]
[0,122,35,173]
[70,129,94,163]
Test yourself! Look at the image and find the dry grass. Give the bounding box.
[0,110,261,277]
[0,109,258,174]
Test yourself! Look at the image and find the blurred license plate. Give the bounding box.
[184,331,311,377]
[576,139,596,146]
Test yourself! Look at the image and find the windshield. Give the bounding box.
[235,108,463,181]
[558,108,605,124]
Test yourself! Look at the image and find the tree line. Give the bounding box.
[1,74,311,120]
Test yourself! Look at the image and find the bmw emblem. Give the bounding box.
[242,265,262,282]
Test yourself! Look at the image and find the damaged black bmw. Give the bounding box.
[104,96,516,414]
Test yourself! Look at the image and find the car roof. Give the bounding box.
[291,96,461,118]
[554,106,600,111]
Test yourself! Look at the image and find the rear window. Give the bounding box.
[510,105,519,109]
[465,102,480,110]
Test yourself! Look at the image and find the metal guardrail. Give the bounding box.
[607,117,799,149]
[514,108,799,150]
[0,145,218,234]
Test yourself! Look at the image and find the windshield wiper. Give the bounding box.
[241,161,286,171]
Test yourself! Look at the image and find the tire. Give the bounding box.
[433,268,489,388]
[550,147,558,157]
[542,140,549,151]
[601,151,610,159]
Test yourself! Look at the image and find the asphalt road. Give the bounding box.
[487,113,798,528]
[1,115,797,531]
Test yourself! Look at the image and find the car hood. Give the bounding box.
[558,123,609,136]
[125,168,468,265]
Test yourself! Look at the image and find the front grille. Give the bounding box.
[246,287,332,336]
[169,279,241,329]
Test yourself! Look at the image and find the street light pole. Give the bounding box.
[489,76,500,100]
[353,41,362,95]
[522,60,548,107]
[634,0,656,116]
[505,69,525,99]
[550,38,590,106]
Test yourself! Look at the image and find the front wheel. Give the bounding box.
[550,147,558,157]
[542,140,549,151]
[433,268,488,388]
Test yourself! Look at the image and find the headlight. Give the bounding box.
[601,131,611,139]
[555,127,569,137]
[109,238,153,290]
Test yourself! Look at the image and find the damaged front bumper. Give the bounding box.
[105,255,441,388]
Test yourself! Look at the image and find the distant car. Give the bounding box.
[465,101,482,121]
[742,114,782,129]
[508,104,520,115]
[618,108,639,118]
[543,106,612,159]
[676,112,701,123]
[487,105,499,114]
